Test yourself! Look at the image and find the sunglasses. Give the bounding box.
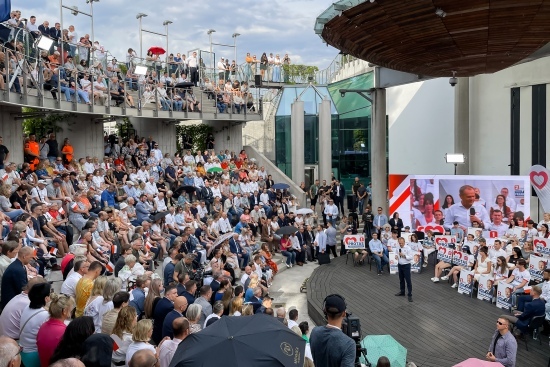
[496,321,507,326]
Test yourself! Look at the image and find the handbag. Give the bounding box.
[318,252,331,265]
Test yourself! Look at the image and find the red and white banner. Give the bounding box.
[343,235,365,250]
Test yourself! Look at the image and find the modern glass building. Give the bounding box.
[274,73,382,188]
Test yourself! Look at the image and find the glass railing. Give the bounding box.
[0,22,262,119]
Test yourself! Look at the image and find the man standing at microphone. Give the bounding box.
[444,185,490,231]
[395,237,414,302]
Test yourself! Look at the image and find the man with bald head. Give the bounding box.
[129,350,157,367]
[0,336,21,367]
[162,296,188,339]
[159,317,190,367]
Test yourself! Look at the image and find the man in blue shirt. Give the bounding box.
[101,185,118,209]
[0,246,33,309]
[369,233,388,275]
[373,207,388,235]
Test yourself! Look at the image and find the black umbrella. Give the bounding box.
[174,82,195,89]
[272,183,290,190]
[276,226,299,236]
[169,314,305,367]
[174,185,196,198]
[152,211,169,221]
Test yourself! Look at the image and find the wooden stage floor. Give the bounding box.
[306,256,549,367]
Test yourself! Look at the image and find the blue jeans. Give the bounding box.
[76,89,90,103]
[358,198,365,215]
[4,209,24,220]
[173,100,183,111]
[281,250,296,265]
[217,102,226,113]
[160,98,170,111]
[372,253,388,272]
[327,216,336,226]
[511,288,524,307]
[60,86,75,101]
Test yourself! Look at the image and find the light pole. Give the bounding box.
[163,20,172,70]
[86,0,99,48]
[232,32,240,66]
[136,13,148,60]
[207,29,215,79]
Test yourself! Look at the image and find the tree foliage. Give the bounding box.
[21,107,74,137]
[175,123,213,152]
[282,64,320,84]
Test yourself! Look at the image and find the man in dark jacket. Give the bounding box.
[0,246,33,308]
[151,285,177,344]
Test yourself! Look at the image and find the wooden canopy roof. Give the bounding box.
[320,0,550,77]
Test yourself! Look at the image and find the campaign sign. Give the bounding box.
[417,225,445,234]
[529,254,548,282]
[411,251,422,273]
[389,251,398,275]
[343,235,365,250]
[452,250,473,268]
[477,274,494,302]
[437,246,454,263]
[512,226,527,239]
[534,238,550,256]
[458,269,474,295]
[467,227,498,239]
[496,281,514,311]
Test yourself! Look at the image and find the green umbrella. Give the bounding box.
[361,335,407,367]
[207,167,223,173]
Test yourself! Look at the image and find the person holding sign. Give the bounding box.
[505,259,531,308]
[369,233,388,275]
[486,317,517,367]
[442,247,475,288]
[473,246,493,282]
[394,237,414,302]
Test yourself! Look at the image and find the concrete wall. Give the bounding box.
[244,145,307,208]
[57,115,105,160]
[204,120,244,155]
[387,78,455,175]
[131,117,178,155]
[0,105,23,164]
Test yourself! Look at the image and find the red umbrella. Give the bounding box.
[148,46,166,55]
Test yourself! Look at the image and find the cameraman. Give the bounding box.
[310,294,356,367]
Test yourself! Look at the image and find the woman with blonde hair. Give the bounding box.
[229,296,243,316]
[144,278,163,319]
[125,319,156,365]
[186,304,203,334]
[83,276,108,330]
[111,306,138,365]
[36,293,74,367]
[241,304,254,316]
[221,287,234,315]
[89,277,122,333]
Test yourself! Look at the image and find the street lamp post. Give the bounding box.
[86,0,99,49]
[207,29,215,80]
[136,13,148,60]
[163,20,173,71]
[232,32,240,67]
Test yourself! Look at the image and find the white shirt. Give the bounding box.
[487,222,509,237]
[510,268,531,287]
[136,169,150,182]
[19,306,49,352]
[155,197,167,212]
[0,293,29,339]
[31,186,48,203]
[126,342,156,365]
[204,314,220,329]
[211,187,222,198]
[145,182,159,196]
[159,338,183,367]
[61,271,82,297]
[151,148,163,161]
[444,202,489,229]
[218,218,231,233]
[240,273,250,285]
[83,161,95,174]
[324,204,338,216]
[489,248,507,265]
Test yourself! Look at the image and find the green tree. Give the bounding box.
[176,124,213,152]
[21,107,74,137]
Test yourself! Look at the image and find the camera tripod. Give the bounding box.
[354,339,371,367]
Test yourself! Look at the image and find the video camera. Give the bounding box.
[342,312,362,341]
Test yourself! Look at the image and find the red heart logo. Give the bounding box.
[454,251,463,259]
[424,225,444,233]
[530,171,549,190]
[436,238,448,245]
[534,239,547,248]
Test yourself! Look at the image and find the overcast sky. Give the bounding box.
[16,0,338,67]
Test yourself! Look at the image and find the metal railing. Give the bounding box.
[314,54,359,84]
[0,23,263,120]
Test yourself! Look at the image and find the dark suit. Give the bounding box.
[181,290,195,306]
[210,280,220,304]
[38,25,50,36]
[49,28,61,42]
[0,259,27,309]
[389,217,404,237]
[152,297,174,344]
[295,231,307,264]
[332,184,346,214]
[229,238,249,269]
[162,309,184,339]
[515,298,545,333]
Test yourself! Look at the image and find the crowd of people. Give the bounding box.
[0,126,360,367]
[0,10,300,113]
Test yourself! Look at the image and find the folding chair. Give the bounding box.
[522,315,545,351]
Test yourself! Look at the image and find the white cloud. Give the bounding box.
[15,0,340,69]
